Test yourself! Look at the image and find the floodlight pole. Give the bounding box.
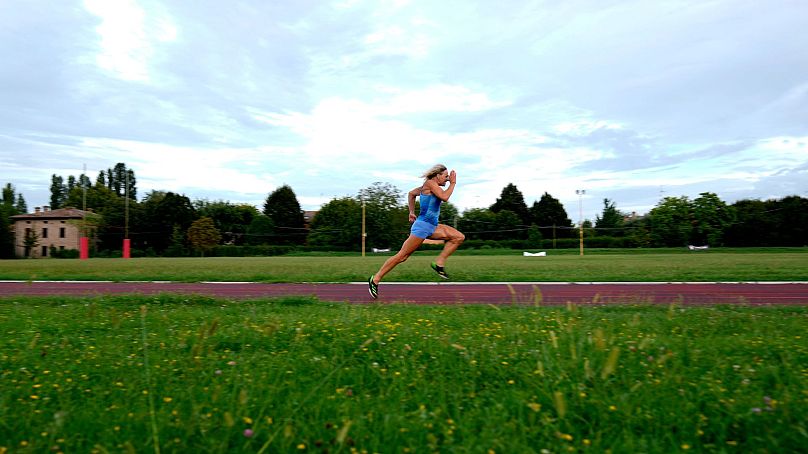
[576,189,586,256]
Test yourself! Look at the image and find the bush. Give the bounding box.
[48,247,80,259]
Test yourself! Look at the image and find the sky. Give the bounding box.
[1,0,806,223]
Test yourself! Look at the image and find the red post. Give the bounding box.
[80,237,89,260]
[123,239,131,259]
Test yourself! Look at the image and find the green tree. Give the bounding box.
[307,197,362,250]
[263,185,306,245]
[50,174,67,209]
[439,202,459,227]
[140,191,195,254]
[492,209,523,241]
[15,194,27,214]
[595,198,625,236]
[164,225,189,257]
[725,199,769,246]
[529,193,574,238]
[726,196,808,246]
[490,183,530,225]
[2,183,14,208]
[457,208,497,241]
[195,200,258,245]
[65,181,117,212]
[648,196,692,247]
[23,229,39,258]
[2,183,23,216]
[358,182,401,212]
[691,192,734,246]
[624,216,652,248]
[187,217,221,256]
[245,215,276,246]
[774,196,808,246]
[0,204,14,258]
[357,182,405,249]
[106,163,137,199]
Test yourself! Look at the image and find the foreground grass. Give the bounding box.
[1,248,808,282]
[1,295,806,453]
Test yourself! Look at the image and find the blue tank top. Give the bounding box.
[417,192,442,226]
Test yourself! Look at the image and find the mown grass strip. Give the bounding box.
[1,248,807,283]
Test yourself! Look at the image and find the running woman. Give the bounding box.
[368,164,465,299]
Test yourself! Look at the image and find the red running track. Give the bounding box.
[1,281,807,305]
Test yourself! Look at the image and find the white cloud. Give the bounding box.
[76,137,277,198]
[2,0,807,218]
[83,0,176,82]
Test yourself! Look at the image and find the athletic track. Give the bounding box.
[1,281,807,305]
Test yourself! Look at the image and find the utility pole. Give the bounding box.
[123,170,130,259]
[576,189,586,256]
[361,199,366,257]
[80,164,88,260]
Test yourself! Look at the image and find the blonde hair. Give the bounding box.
[421,164,447,180]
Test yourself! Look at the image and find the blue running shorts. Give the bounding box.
[411,219,437,239]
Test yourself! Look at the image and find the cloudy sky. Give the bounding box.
[1,0,806,222]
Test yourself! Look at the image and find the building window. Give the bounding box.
[42,246,48,257]
[42,228,48,239]
[60,228,66,238]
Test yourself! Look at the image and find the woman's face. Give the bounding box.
[435,170,449,186]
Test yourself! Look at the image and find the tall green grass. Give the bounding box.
[1,295,806,452]
[1,249,808,282]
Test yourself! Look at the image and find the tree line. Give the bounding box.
[1,163,806,258]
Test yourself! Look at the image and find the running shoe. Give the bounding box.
[368,275,378,299]
[431,262,449,280]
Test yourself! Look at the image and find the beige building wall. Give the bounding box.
[11,207,91,258]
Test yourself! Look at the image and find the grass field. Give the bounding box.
[1,295,806,453]
[1,248,807,282]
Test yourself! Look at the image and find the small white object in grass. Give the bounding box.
[523,251,546,257]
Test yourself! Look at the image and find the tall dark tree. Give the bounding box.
[78,173,92,190]
[2,183,20,214]
[529,192,574,238]
[15,194,27,214]
[595,198,625,235]
[50,174,67,209]
[776,196,808,246]
[106,163,137,199]
[0,183,13,257]
[490,183,530,225]
[263,185,306,244]
[140,191,195,253]
[96,171,106,187]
